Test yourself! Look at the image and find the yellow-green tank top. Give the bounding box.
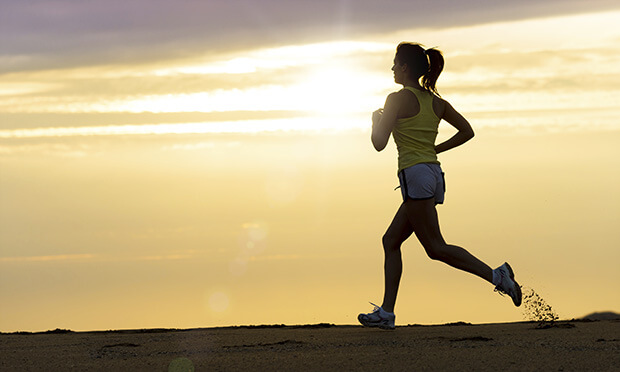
[393,87,441,172]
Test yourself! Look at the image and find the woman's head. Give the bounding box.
[394,42,444,95]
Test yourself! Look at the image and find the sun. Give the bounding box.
[293,65,384,117]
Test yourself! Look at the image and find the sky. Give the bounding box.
[1,1,619,332]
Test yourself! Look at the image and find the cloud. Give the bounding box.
[0,254,96,263]
[2,0,619,72]
[248,254,300,262]
[441,47,620,93]
[0,252,200,264]
[0,111,309,129]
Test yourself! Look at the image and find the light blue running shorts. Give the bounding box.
[397,163,445,204]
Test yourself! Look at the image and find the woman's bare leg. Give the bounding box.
[404,198,493,284]
[381,203,414,313]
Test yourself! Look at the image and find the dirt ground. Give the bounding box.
[1,320,619,371]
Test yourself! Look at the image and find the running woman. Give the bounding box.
[358,43,522,330]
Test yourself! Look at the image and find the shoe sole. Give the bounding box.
[504,262,522,307]
[358,314,395,330]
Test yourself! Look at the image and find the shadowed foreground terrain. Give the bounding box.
[1,320,619,371]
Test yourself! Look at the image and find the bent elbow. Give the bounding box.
[465,128,475,141]
[371,134,387,152]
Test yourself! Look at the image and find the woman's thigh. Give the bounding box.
[404,198,446,249]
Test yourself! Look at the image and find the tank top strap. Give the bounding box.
[403,87,435,114]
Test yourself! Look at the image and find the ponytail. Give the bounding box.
[422,48,444,96]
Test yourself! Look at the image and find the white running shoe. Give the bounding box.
[494,262,522,307]
[358,302,396,330]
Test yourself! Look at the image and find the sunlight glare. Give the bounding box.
[295,65,384,115]
[103,63,385,119]
[106,41,391,117]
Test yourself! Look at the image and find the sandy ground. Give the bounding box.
[1,320,619,371]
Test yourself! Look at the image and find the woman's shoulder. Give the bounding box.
[390,88,411,98]
[389,88,421,102]
[385,89,413,107]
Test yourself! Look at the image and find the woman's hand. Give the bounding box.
[371,93,400,151]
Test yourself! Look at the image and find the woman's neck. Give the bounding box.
[402,78,422,90]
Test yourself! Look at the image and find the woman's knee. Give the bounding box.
[382,232,402,253]
[423,243,446,261]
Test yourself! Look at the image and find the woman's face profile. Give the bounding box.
[392,57,406,85]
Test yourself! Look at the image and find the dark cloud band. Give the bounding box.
[1,0,619,72]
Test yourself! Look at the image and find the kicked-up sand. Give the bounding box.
[1,320,619,371]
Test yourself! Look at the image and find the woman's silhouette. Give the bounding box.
[358,43,522,330]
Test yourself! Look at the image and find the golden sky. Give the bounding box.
[1,2,619,331]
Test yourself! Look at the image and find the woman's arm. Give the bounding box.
[435,100,474,154]
[371,93,400,151]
